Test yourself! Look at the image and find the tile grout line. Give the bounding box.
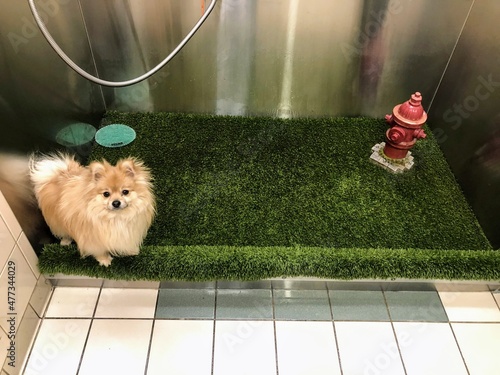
[492,290,500,311]
[210,282,219,375]
[382,288,408,375]
[326,282,344,375]
[434,290,470,372]
[75,285,103,375]
[143,289,160,375]
[271,285,280,375]
[41,285,56,319]
[440,291,471,375]
[21,286,56,374]
[435,289,451,323]
[448,322,471,375]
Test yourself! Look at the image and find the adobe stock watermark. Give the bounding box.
[221,320,268,353]
[23,293,100,374]
[363,330,411,375]
[433,73,500,144]
[112,70,171,112]
[340,0,410,63]
[24,282,130,374]
[221,301,271,354]
[24,321,84,375]
[363,292,451,375]
[7,0,71,53]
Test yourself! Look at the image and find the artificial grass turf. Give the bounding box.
[37,112,499,281]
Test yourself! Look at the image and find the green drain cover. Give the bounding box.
[95,124,136,148]
[56,123,96,147]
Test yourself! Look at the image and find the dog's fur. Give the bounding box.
[29,153,155,266]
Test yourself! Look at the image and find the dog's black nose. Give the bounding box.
[112,200,121,208]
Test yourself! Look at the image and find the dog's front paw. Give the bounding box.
[95,255,113,267]
[60,237,73,246]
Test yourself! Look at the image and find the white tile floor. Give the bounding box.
[276,321,340,375]
[336,321,405,375]
[20,285,500,375]
[394,322,468,375]
[148,320,213,375]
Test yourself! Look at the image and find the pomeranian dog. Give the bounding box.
[29,153,155,266]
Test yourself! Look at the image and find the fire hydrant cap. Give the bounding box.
[392,92,427,126]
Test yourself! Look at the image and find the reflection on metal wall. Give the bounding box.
[0,0,104,155]
[0,0,474,129]
[428,0,500,248]
[79,0,219,113]
[0,0,498,246]
[216,0,256,115]
[80,0,472,117]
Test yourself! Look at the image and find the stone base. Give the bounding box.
[370,142,414,173]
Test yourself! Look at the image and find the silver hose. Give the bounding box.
[28,0,218,87]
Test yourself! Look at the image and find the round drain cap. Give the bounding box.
[95,124,136,148]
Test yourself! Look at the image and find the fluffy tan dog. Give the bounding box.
[30,153,155,266]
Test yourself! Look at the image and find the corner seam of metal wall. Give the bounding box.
[76,0,107,111]
[427,0,476,116]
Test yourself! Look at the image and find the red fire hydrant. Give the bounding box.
[383,92,427,159]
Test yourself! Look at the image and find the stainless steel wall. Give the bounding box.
[0,0,498,246]
[0,0,104,154]
[80,0,473,117]
[427,0,500,248]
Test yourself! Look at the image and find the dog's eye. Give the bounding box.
[103,192,110,198]
[122,190,129,195]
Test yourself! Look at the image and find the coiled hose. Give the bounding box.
[28,0,218,87]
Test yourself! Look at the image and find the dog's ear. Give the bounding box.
[90,162,106,181]
[117,159,137,178]
[117,158,152,183]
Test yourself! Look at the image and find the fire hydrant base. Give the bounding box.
[370,142,414,173]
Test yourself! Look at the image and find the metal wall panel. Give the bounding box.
[0,0,104,154]
[78,0,219,113]
[78,0,472,117]
[0,0,473,132]
[428,0,500,248]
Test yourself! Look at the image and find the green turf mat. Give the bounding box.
[38,245,500,281]
[38,112,498,281]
